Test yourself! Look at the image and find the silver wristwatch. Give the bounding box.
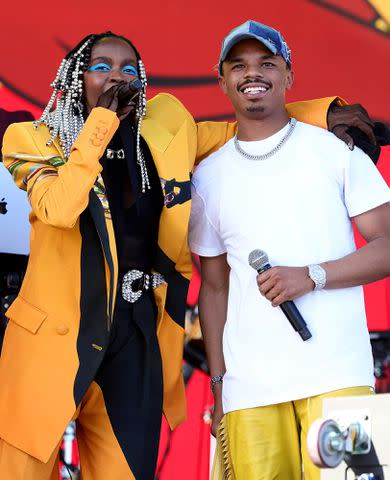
[308,264,326,290]
[210,374,224,393]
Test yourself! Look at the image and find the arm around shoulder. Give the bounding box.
[286,96,346,129]
[195,96,346,165]
[146,93,196,131]
[195,121,237,165]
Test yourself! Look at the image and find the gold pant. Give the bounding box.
[212,386,373,480]
[0,382,136,480]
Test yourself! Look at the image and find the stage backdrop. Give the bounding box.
[0,0,390,123]
[0,1,389,479]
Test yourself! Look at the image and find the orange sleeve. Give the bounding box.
[286,96,347,129]
[2,107,119,228]
[195,120,237,165]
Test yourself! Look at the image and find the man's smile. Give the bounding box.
[238,82,271,99]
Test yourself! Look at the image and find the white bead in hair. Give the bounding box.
[35,35,151,193]
[35,37,94,158]
[135,59,150,193]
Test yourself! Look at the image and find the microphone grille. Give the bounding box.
[129,78,143,91]
[248,249,269,271]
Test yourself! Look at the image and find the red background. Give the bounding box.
[1,1,389,478]
[1,0,390,123]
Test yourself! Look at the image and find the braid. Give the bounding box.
[35,35,96,158]
[35,31,148,189]
[135,59,149,192]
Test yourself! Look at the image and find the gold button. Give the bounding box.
[56,325,69,335]
[98,127,108,134]
[91,139,101,146]
[96,133,105,140]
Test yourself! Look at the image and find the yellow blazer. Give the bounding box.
[0,93,339,462]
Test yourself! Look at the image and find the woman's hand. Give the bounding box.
[327,102,376,149]
[96,82,137,121]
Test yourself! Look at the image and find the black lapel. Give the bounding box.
[118,120,139,198]
[88,190,115,323]
[74,208,109,405]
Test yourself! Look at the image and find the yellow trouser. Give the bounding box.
[212,386,373,480]
[0,382,136,480]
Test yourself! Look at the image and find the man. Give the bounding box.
[189,20,390,480]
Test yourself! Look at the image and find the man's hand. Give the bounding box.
[211,385,224,438]
[327,103,376,150]
[96,82,137,121]
[257,266,314,307]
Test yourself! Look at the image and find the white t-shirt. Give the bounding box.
[189,121,390,414]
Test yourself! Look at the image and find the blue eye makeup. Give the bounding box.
[87,63,138,76]
[88,62,111,72]
[122,65,138,76]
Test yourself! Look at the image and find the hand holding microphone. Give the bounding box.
[117,78,143,106]
[248,249,313,341]
[116,78,142,120]
[97,79,143,121]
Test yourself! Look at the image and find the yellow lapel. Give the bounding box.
[141,119,192,267]
[141,117,174,154]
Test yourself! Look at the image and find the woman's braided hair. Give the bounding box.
[35,32,148,190]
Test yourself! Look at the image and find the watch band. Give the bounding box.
[308,264,327,290]
[210,374,224,393]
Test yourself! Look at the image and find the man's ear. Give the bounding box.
[286,69,294,90]
[218,74,228,95]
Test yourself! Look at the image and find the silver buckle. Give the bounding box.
[121,269,166,303]
[106,148,125,160]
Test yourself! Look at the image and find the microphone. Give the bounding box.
[118,79,143,107]
[128,78,142,93]
[248,249,312,341]
[127,78,142,102]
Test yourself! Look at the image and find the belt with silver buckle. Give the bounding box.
[121,269,166,303]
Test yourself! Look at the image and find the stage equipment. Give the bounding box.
[370,331,390,393]
[0,163,30,255]
[59,422,79,479]
[307,393,390,479]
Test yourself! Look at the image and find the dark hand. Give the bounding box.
[96,82,137,121]
[257,266,314,307]
[327,102,376,150]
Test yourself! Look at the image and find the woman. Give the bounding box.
[0,31,375,479]
[1,32,181,480]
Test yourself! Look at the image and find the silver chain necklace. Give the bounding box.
[234,118,297,161]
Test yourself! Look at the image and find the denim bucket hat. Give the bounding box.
[219,20,291,74]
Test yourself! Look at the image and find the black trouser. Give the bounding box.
[93,288,163,480]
